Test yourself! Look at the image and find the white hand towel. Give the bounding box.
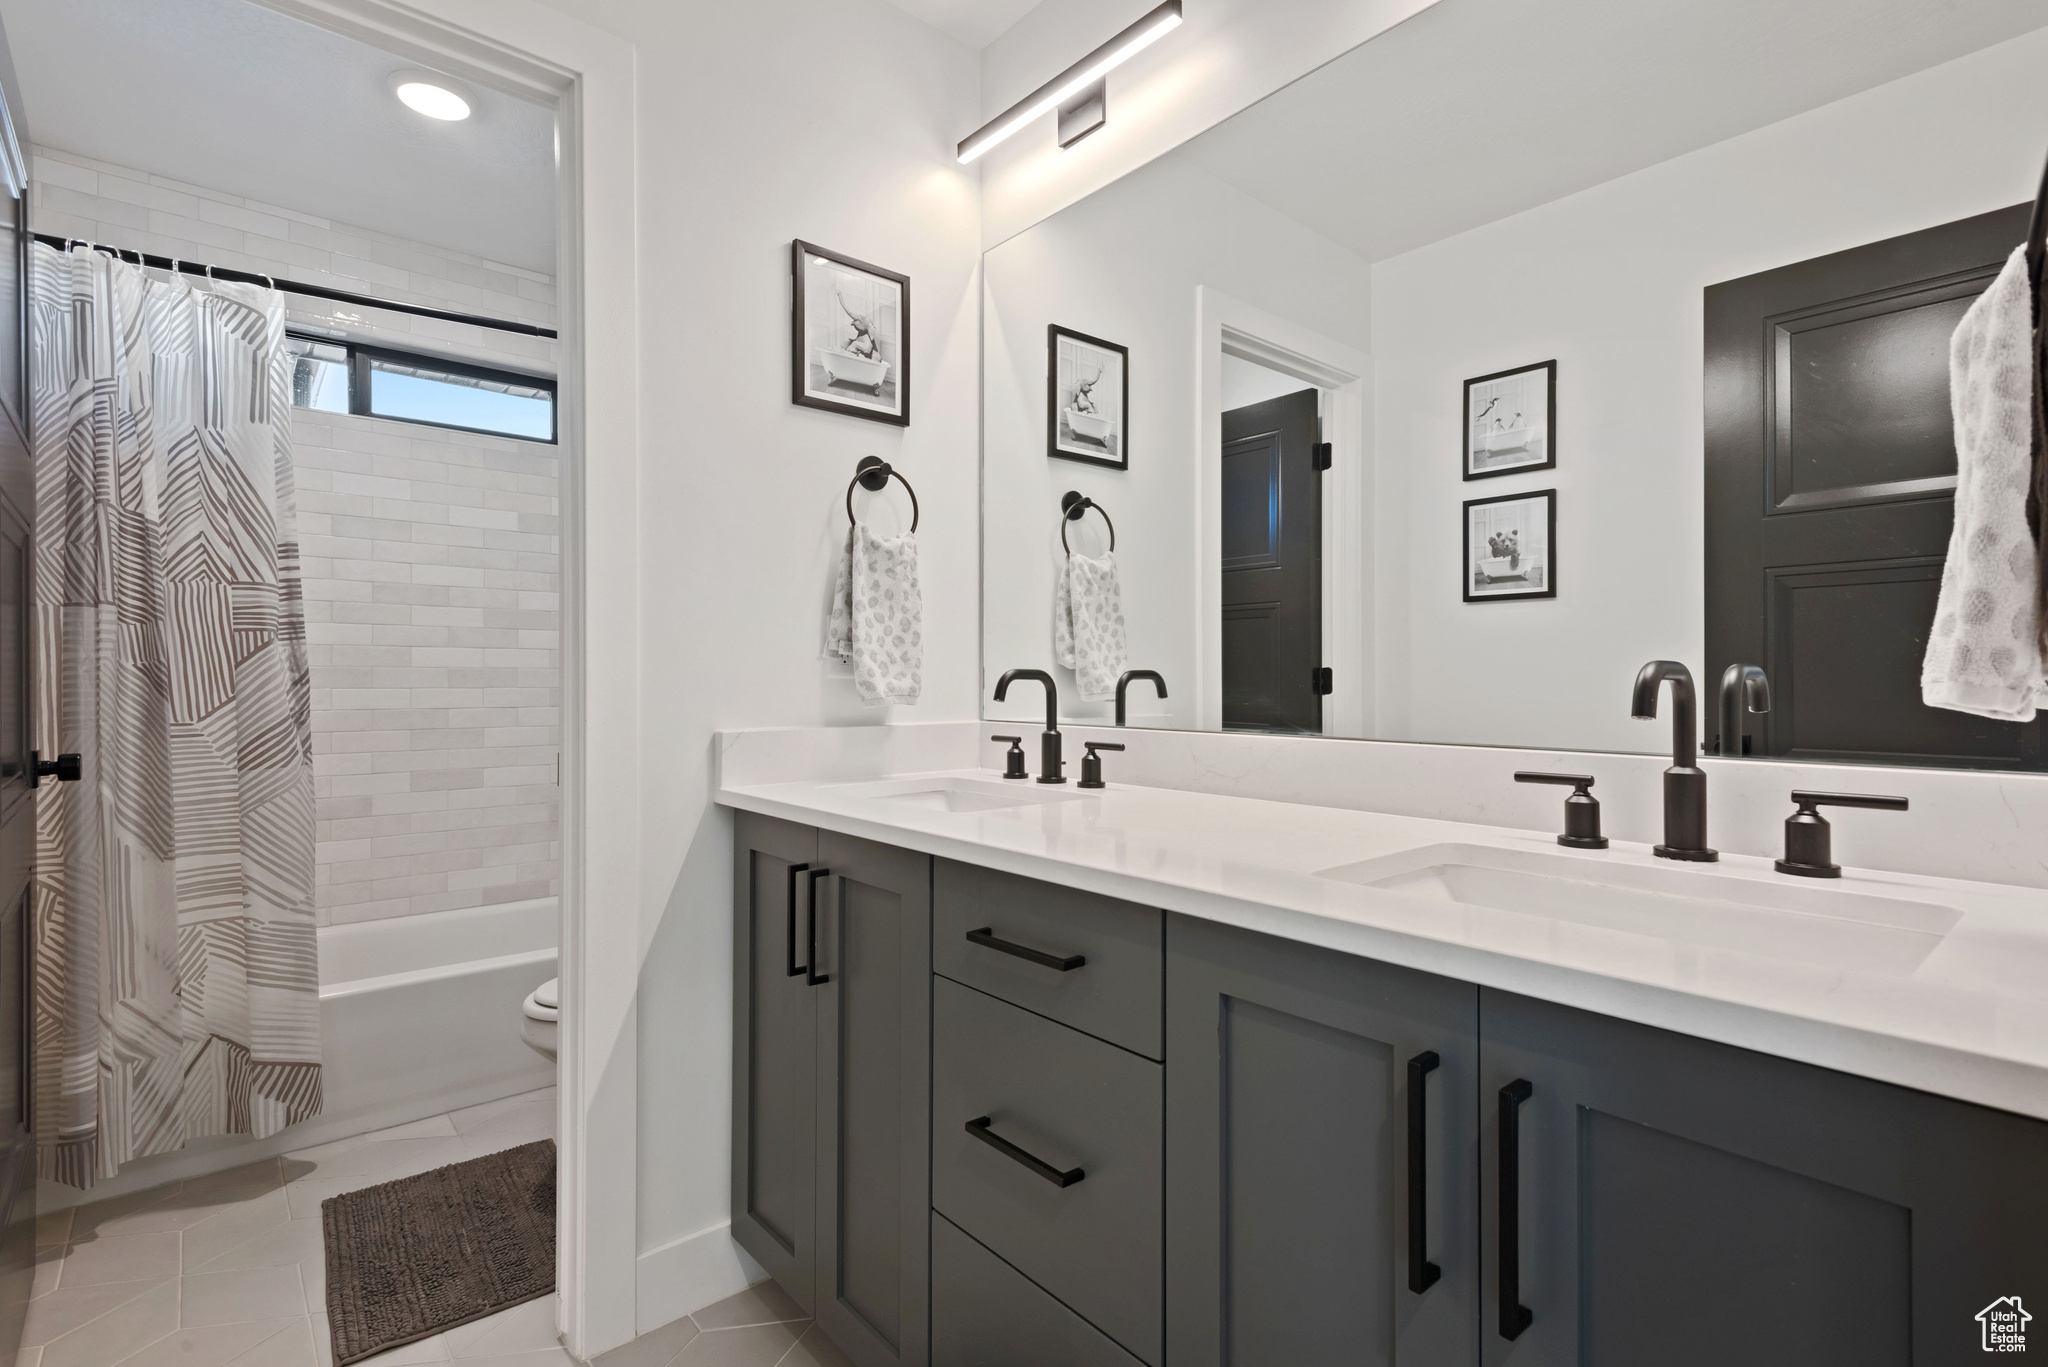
[1053,550,1129,702]
[1923,244,2046,721]
[828,522,922,706]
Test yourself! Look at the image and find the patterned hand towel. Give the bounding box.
[1923,244,2046,721]
[829,523,922,706]
[1054,550,1129,702]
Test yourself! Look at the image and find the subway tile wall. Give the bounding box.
[30,147,560,925]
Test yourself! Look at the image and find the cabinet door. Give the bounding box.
[1480,987,2048,1366]
[815,831,932,1367]
[730,812,820,1310]
[1166,916,1479,1367]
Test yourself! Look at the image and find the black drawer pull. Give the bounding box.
[1407,1051,1441,1294]
[965,1116,1085,1187]
[785,863,811,978]
[966,927,1085,972]
[804,868,831,987]
[1498,1078,1534,1340]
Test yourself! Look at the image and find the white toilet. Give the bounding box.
[521,977,559,1059]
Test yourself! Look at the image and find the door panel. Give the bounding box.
[1166,915,1478,1367]
[1221,388,1321,732]
[815,831,930,1367]
[1705,202,2039,766]
[1480,987,2048,1366]
[730,812,820,1309]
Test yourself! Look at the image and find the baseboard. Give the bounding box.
[635,1220,770,1335]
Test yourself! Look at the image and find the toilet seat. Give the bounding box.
[524,977,559,1022]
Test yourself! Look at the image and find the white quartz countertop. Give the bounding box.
[717,766,2048,1122]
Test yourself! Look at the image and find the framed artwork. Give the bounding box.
[1463,359,1555,479]
[1464,488,1556,602]
[792,240,909,426]
[1048,324,1128,469]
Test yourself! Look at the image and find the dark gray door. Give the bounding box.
[730,812,820,1310]
[815,831,931,1367]
[1704,203,2040,767]
[1165,915,1479,1367]
[1221,388,1322,732]
[0,28,30,1364]
[1480,987,2048,1366]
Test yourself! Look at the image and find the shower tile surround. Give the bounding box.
[29,147,560,925]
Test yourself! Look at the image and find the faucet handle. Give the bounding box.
[991,736,1029,780]
[1514,771,1608,850]
[1078,742,1125,790]
[1776,791,1908,878]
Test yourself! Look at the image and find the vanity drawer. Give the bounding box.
[932,976,1162,1365]
[933,858,1163,1058]
[932,1212,1146,1367]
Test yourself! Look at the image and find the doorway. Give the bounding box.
[1222,367,1323,732]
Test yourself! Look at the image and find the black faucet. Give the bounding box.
[994,669,1065,784]
[1115,670,1167,727]
[1631,660,1716,861]
[1717,664,1771,757]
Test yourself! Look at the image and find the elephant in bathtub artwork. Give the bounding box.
[794,241,909,423]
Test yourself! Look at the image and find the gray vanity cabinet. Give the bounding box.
[731,815,932,1367]
[1479,987,2048,1367]
[1164,915,1482,1367]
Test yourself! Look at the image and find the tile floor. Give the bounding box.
[22,1090,849,1367]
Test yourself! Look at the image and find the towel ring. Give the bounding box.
[1060,491,1115,555]
[846,455,919,532]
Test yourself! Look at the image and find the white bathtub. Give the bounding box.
[38,898,559,1208]
[820,347,891,393]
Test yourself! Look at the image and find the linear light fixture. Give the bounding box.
[956,0,1183,164]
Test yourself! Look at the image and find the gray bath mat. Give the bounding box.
[322,1138,556,1366]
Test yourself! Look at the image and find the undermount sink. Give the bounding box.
[1317,843,1962,974]
[827,775,1098,813]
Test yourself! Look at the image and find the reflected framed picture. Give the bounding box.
[1463,359,1554,479]
[792,240,909,426]
[1464,488,1555,602]
[1048,325,1128,469]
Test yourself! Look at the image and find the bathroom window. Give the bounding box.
[285,332,556,443]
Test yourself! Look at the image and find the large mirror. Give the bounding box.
[983,0,2048,769]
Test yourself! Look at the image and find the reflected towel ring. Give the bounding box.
[846,455,919,532]
[1060,491,1115,555]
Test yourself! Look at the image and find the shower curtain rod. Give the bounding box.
[29,231,558,339]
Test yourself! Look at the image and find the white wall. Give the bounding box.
[1223,353,1315,410]
[30,146,562,925]
[984,153,1369,729]
[977,0,1441,248]
[509,0,984,1330]
[1370,25,2048,753]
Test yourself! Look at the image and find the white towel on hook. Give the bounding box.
[828,522,923,706]
[1054,550,1129,702]
[1923,244,2046,721]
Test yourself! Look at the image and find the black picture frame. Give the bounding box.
[1463,488,1557,603]
[1463,359,1556,480]
[791,239,910,426]
[1047,324,1129,470]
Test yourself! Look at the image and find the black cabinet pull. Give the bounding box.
[964,1116,1084,1187]
[965,927,1085,972]
[804,868,831,987]
[1407,1051,1442,1294]
[1498,1078,1534,1340]
[785,863,811,978]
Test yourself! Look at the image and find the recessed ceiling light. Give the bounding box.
[390,70,474,122]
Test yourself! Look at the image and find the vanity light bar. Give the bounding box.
[956,0,1183,164]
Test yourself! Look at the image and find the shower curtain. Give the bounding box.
[28,243,320,1186]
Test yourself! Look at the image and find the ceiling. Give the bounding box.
[1177,0,2048,264]
[881,0,1043,50]
[0,0,556,272]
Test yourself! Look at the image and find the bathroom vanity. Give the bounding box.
[724,761,2048,1367]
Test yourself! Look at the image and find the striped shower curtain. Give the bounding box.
[28,243,320,1187]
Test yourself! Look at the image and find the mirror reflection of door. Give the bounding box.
[1705,203,2043,769]
[1222,374,1321,733]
